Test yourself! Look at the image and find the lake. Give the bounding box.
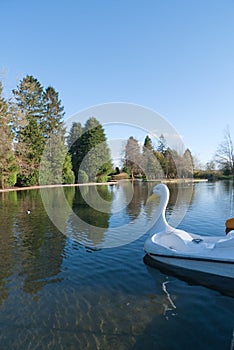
[0,180,233,349]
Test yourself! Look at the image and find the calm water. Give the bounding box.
[0,181,233,350]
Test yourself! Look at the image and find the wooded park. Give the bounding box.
[0,75,233,189]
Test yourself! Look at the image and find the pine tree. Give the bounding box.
[43,86,65,137]
[39,133,75,185]
[39,86,74,185]
[157,134,167,154]
[143,135,153,151]
[78,117,112,182]
[0,82,17,188]
[12,75,45,186]
[12,76,74,186]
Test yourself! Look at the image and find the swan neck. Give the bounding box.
[155,189,169,233]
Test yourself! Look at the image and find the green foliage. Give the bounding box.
[67,122,83,182]
[17,173,38,187]
[8,173,17,187]
[96,174,109,183]
[122,166,131,177]
[2,73,215,187]
[43,86,65,137]
[143,151,163,180]
[40,135,75,185]
[157,134,167,154]
[72,186,112,235]
[144,135,153,151]
[12,76,46,185]
[123,134,195,180]
[0,82,18,189]
[193,170,222,181]
[69,117,113,183]
[11,75,74,187]
[78,170,89,183]
[63,153,75,184]
[142,136,163,179]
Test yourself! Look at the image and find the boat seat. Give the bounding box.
[174,230,216,249]
[216,231,234,248]
[155,230,216,251]
[171,229,193,242]
[156,231,191,251]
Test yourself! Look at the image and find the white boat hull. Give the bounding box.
[144,254,234,297]
[144,231,234,279]
[146,252,234,279]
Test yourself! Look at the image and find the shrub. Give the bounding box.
[63,170,75,184]
[78,170,89,183]
[8,173,17,187]
[96,174,109,183]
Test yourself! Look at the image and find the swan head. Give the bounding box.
[153,183,169,198]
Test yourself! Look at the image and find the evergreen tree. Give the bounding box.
[67,122,83,183]
[12,75,45,186]
[157,134,167,154]
[143,135,153,151]
[0,82,17,188]
[39,134,75,185]
[43,86,65,137]
[39,86,74,185]
[78,117,112,182]
[12,76,74,186]
[156,135,178,178]
[63,153,75,184]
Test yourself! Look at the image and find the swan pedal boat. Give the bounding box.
[144,184,234,279]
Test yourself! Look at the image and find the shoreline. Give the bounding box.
[0,181,118,193]
[0,178,208,193]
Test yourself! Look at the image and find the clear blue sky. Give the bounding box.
[1,0,234,165]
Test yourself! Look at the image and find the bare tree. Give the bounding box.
[123,136,143,179]
[215,126,234,177]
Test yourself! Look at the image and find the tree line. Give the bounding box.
[0,75,112,188]
[0,75,75,188]
[122,134,194,180]
[1,74,233,189]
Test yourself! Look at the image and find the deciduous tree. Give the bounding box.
[216,126,234,177]
[123,136,143,179]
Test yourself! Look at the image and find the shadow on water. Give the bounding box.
[144,254,234,298]
[130,255,234,350]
